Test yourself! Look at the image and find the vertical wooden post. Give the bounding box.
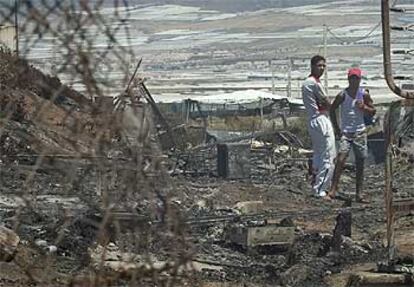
[260,97,264,129]
[186,100,190,123]
[14,0,19,56]
[287,58,292,98]
[323,24,328,94]
[384,104,396,264]
[331,209,352,251]
[272,65,275,95]
[384,139,395,263]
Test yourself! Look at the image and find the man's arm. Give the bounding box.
[360,90,376,116]
[314,84,331,110]
[330,92,344,137]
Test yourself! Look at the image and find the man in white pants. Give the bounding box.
[302,55,336,198]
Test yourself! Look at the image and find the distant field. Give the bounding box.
[16,0,413,102]
[120,0,341,12]
[23,0,345,12]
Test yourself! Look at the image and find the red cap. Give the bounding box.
[348,67,362,78]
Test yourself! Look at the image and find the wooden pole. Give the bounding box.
[287,58,292,98]
[14,0,19,56]
[323,24,328,94]
[270,60,275,95]
[384,119,395,263]
[260,97,264,128]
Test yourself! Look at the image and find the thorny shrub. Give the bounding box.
[0,1,193,286]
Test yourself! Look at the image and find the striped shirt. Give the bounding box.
[340,89,366,134]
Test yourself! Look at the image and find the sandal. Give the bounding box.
[327,191,336,199]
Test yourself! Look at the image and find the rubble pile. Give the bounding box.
[170,130,309,181]
[0,51,191,286]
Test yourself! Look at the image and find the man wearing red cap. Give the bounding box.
[328,67,376,202]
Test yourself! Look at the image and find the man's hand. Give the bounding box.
[362,90,376,116]
[356,100,365,111]
[334,129,342,140]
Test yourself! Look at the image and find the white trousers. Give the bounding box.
[308,115,336,196]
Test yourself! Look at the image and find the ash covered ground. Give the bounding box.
[0,51,413,287]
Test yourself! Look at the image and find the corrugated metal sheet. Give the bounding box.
[0,0,16,52]
[0,25,16,51]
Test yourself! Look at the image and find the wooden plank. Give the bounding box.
[347,272,413,286]
[247,226,295,247]
[226,225,295,248]
[393,198,414,214]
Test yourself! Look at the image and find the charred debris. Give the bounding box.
[0,50,413,287]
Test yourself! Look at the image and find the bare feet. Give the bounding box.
[322,194,335,201]
[327,191,336,199]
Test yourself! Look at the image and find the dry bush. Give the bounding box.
[0,1,192,286]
